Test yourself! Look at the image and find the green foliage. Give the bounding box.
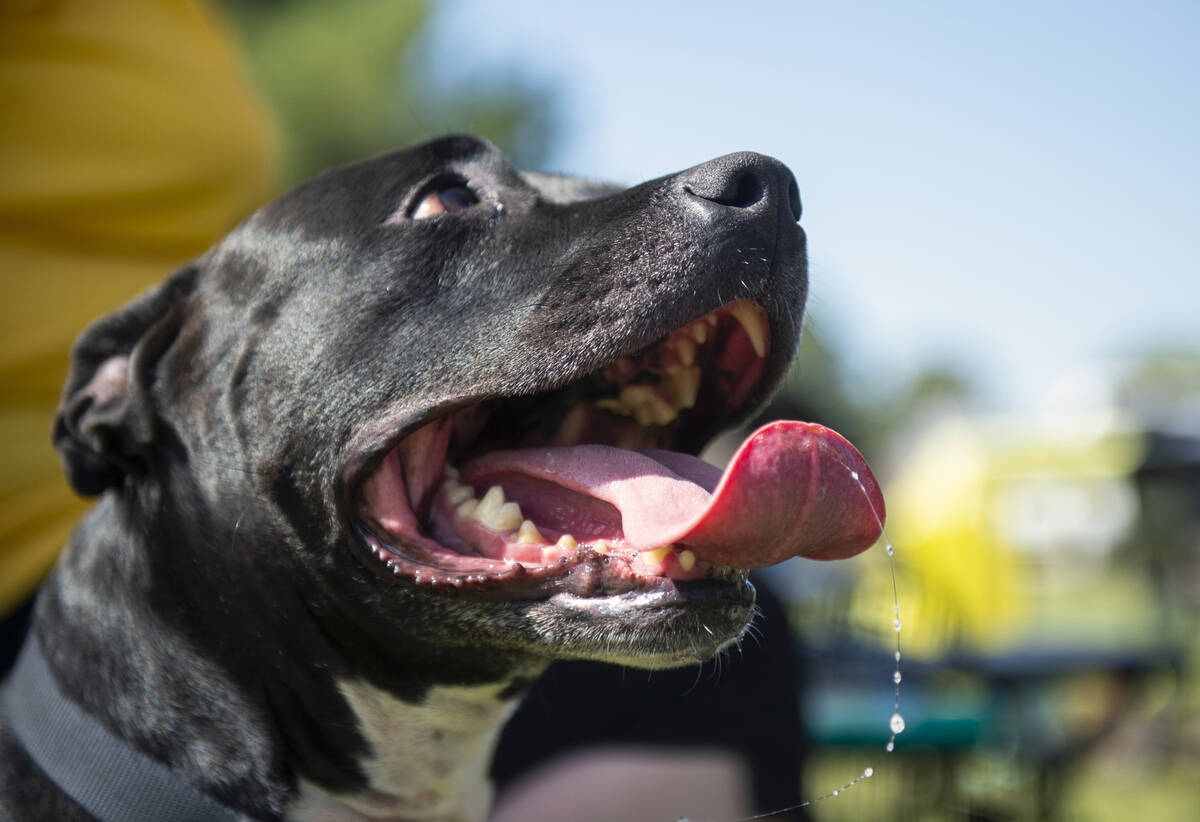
[218,0,555,186]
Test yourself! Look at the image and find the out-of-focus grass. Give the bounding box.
[804,744,1200,821]
[798,565,1199,821]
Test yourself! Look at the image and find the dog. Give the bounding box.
[0,136,883,821]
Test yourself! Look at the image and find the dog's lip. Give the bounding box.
[342,299,787,593]
[358,522,751,601]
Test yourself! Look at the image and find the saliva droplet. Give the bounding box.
[895,650,902,662]
[893,618,902,632]
[885,544,895,557]
[886,740,895,752]
[890,712,906,734]
[863,767,874,778]
[893,671,903,684]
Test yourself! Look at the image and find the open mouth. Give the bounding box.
[356,299,884,597]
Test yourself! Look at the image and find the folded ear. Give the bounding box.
[53,264,200,496]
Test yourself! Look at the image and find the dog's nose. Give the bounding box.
[680,152,802,223]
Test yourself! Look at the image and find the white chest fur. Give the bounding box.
[288,678,521,822]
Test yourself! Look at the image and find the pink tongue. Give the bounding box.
[462,420,885,568]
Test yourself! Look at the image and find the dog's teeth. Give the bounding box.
[592,540,610,554]
[443,465,461,480]
[676,337,696,367]
[456,499,479,518]
[728,300,767,357]
[595,398,632,418]
[443,480,475,505]
[479,486,506,507]
[619,385,677,426]
[678,549,696,572]
[641,544,675,565]
[556,533,578,550]
[664,366,701,411]
[473,486,523,530]
[689,322,708,344]
[516,520,544,544]
[494,502,524,531]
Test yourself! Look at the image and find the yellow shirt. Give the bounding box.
[0,0,277,614]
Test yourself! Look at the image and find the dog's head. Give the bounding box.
[52,136,881,680]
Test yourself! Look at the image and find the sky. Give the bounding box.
[422,0,1200,413]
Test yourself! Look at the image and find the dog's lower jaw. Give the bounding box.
[287,678,525,822]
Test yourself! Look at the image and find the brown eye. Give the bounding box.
[411,184,479,219]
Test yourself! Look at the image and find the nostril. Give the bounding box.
[721,171,765,210]
[684,170,765,210]
[787,179,802,222]
[680,152,802,223]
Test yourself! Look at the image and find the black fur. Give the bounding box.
[0,136,807,820]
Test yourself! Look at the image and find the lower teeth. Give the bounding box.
[441,473,699,575]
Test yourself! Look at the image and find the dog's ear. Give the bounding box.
[53,264,200,496]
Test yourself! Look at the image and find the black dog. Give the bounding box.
[0,136,881,821]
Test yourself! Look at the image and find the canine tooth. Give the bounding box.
[678,549,696,572]
[456,499,478,518]
[592,540,610,554]
[690,322,708,344]
[556,534,578,550]
[729,300,767,357]
[443,480,474,505]
[516,520,544,544]
[675,337,696,366]
[642,545,674,565]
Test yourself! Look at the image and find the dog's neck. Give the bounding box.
[288,678,521,822]
[37,497,537,822]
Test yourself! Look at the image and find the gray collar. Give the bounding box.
[3,634,249,822]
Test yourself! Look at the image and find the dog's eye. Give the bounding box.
[410,183,479,219]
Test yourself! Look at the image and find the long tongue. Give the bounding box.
[462,420,884,568]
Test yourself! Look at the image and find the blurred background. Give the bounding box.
[4,0,1198,819]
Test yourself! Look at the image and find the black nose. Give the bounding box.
[680,152,802,223]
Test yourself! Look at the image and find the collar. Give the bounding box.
[3,633,249,822]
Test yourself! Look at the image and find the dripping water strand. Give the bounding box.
[838,466,905,752]
[856,466,906,754]
[675,459,902,822]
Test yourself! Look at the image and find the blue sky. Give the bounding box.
[424,1,1199,412]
